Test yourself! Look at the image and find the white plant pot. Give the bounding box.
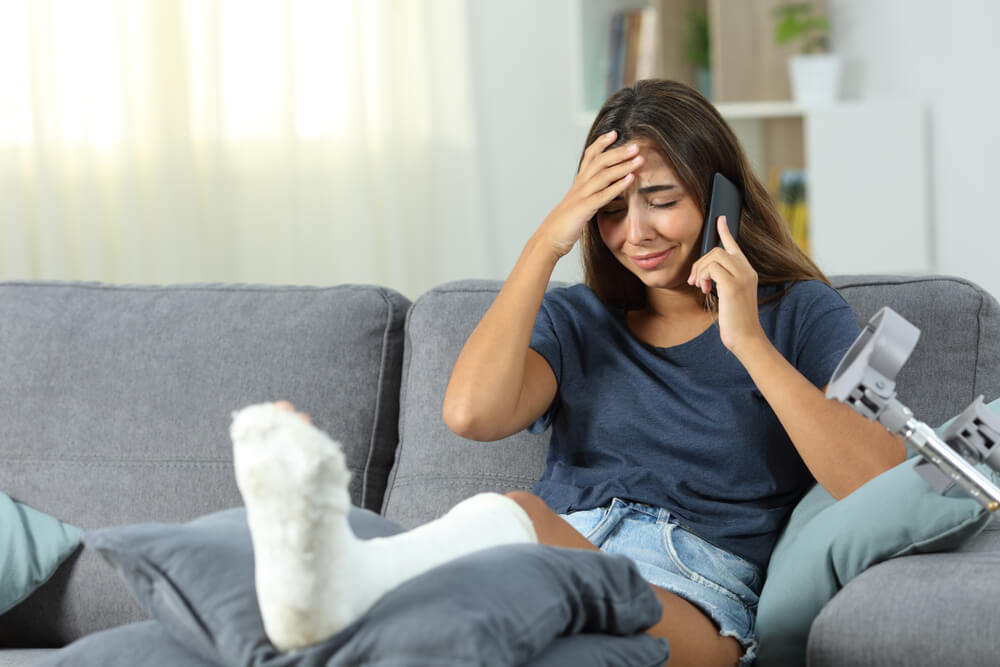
[788,53,842,106]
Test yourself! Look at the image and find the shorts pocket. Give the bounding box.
[662,523,762,609]
[560,498,623,547]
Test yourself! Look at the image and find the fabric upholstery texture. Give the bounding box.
[382,280,553,528]
[38,621,672,667]
[807,552,1000,666]
[0,494,82,615]
[0,281,409,645]
[84,507,404,666]
[34,621,216,667]
[80,506,668,667]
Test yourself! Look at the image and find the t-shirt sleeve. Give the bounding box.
[526,296,562,434]
[794,289,862,389]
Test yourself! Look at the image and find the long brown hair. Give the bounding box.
[581,79,828,311]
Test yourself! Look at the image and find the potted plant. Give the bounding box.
[684,7,711,100]
[773,2,841,105]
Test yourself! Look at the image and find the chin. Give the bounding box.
[634,271,684,290]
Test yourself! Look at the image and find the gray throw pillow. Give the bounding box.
[84,506,669,666]
[37,620,668,667]
[35,621,217,667]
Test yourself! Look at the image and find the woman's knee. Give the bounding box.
[505,491,598,550]
[504,490,549,523]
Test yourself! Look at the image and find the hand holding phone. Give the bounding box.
[699,172,742,258]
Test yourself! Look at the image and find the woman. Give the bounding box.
[232,79,905,666]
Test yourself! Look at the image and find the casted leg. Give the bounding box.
[505,491,742,667]
[231,403,537,651]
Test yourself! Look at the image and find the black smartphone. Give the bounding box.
[699,172,742,258]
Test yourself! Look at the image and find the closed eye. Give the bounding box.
[599,202,677,216]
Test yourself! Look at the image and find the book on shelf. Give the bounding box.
[770,167,809,254]
[607,5,659,97]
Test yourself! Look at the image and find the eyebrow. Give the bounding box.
[610,183,678,200]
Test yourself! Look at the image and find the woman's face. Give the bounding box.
[596,140,704,291]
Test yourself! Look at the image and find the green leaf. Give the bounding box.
[772,2,829,53]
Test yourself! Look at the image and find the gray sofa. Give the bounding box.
[0,275,997,666]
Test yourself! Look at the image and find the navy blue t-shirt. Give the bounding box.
[527,280,860,570]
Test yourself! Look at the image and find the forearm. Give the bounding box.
[442,233,559,439]
[735,337,906,500]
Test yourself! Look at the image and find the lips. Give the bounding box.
[630,248,672,270]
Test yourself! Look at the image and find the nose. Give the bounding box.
[624,206,655,246]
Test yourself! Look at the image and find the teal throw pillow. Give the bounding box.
[0,492,83,615]
[755,398,1000,667]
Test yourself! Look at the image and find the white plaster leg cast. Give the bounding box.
[231,403,537,651]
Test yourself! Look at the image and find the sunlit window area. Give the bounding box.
[0,0,482,293]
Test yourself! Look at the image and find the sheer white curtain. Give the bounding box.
[0,0,492,297]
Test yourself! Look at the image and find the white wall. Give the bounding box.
[825,0,1000,295]
[463,0,590,286]
[466,0,1000,297]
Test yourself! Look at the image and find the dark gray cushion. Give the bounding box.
[807,552,1000,666]
[83,506,668,666]
[36,622,670,667]
[383,280,553,528]
[0,282,409,645]
[34,621,216,667]
[832,275,1000,426]
[525,635,669,667]
[85,507,403,665]
[35,620,672,667]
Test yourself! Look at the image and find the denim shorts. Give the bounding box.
[559,498,762,665]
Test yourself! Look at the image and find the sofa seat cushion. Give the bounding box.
[0,281,409,645]
[807,551,1000,667]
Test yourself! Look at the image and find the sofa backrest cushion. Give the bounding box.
[831,274,1000,427]
[382,280,549,528]
[0,281,409,646]
[385,275,1000,529]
